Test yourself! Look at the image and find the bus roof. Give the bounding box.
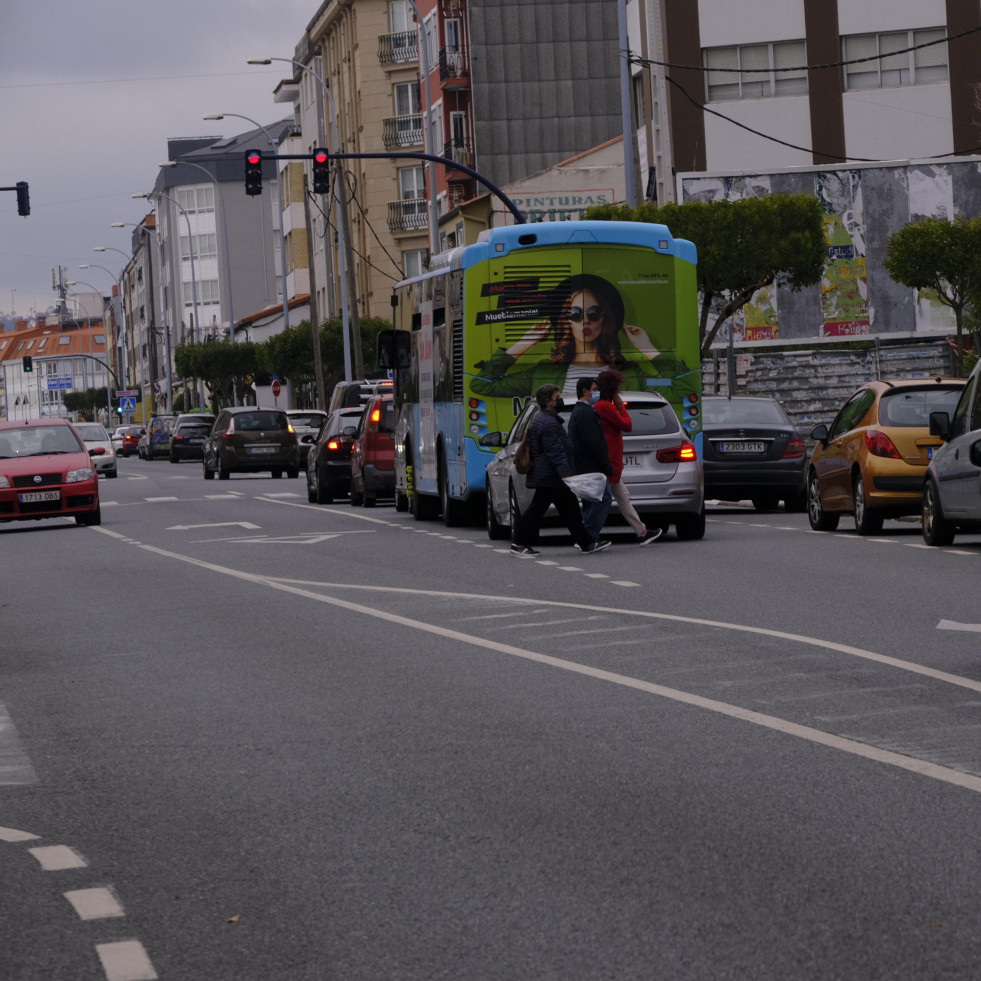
[395,220,697,289]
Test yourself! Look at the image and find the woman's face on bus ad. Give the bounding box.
[564,289,608,347]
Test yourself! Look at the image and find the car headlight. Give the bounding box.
[67,467,95,483]
[0,474,9,489]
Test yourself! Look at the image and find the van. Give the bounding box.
[922,359,981,545]
[142,415,176,459]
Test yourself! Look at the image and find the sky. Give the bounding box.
[0,0,318,321]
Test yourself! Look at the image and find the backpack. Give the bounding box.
[514,429,533,474]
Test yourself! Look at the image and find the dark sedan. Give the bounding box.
[306,407,363,504]
[701,396,807,511]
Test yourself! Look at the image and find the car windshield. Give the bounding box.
[75,424,109,441]
[0,427,83,457]
[178,424,211,435]
[290,413,325,427]
[378,402,395,433]
[702,398,789,426]
[879,387,963,427]
[622,402,679,436]
[234,411,287,431]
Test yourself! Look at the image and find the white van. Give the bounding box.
[922,359,981,545]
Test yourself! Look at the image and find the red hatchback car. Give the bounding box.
[0,419,101,526]
[350,394,395,507]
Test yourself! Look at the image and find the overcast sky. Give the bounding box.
[0,0,318,320]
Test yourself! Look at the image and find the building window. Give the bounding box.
[842,29,948,90]
[186,279,220,305]
[704,40,807,101]
[180,233,218,260]
[403,249,428,279]
[389,0,411,32]
[400,165,426,202]
[176,186,215,215]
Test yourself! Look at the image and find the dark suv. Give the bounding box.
[202,407,299,480]
[169,413,216,463]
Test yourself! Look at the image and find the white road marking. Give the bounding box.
[167,521,261,531]
[0,825,39,842]
[95,940,158,981]
[144,497,179,502]
[557,565,583,571]
[103,536,981,795]
[64,887,125,919]
[0,700,38,785]
[937,620,981,633]
[29,845,87,870]
[585,573,609,579]
[611,580,641,587]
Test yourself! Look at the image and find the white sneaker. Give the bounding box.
[510,543,541,557]
[578,539,611,554]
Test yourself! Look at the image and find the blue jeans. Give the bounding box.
[581,480,613,540]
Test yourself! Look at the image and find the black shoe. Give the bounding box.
[638,527,663,546]
[510,543,541,557]
[578,539,611,554]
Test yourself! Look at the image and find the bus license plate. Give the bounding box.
[720,441,764,453]
[19,491,60,503]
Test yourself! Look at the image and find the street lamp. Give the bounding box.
[92,246,132,262]
[201,115,288,333]
[79,261,126,406]
[134,190,206,409]
[248,56,353,384]
[109,222,171,409]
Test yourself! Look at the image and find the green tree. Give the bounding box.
[586,195,827,358]
[175,340,258,409]
[885,215,981,376]
[63,387,109,421]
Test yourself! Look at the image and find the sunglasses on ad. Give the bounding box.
[567,305,604,323]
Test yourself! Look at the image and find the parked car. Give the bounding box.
[169,414,216,463]
[328,378,394,413]
[110,426,128,453]
[482,391,705,541]
[306,407,363,504]
[287,409,329,469]
[701,396,806,511]
[349,395,395,507]
[140,415,176,459]
[202,407,299,480]
[73,422,118,478]
[0,419,101,526]
[117,425,143,458]
[807,377,965,535]
[921,360,981,546]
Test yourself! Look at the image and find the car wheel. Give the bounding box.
[362,493,376,508]
[218,454,230,480]
[307,478,317,504]
[853,473,884,535]
[272,469,283,479]
[203,458,214,480]
[508,484,522,543]
[751,493,780,512]
[76,503,102,527]
[395,490,409,512]
[317,471,333,505]
[486,482,508,540]
[286,466,299,479]
[350,472,364,506]
[922,480,956,547]
[170,452,178,463]
[108,469,118,479]
[807,469,839,531]
[675,506,706,541]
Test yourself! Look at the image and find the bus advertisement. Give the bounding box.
[379,220,700,525]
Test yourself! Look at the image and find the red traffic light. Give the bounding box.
[312,148,330,194]
[244,149,263,196]
[313,150,328,164]
[247,152,261,165]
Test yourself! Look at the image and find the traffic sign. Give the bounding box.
[271,380,281,397]
[119,396,137,413]
[115,389,137,398]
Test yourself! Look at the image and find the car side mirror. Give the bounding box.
[970,439,981,468]
[480,432,505,448]
[342,425,357,437]
[809,424,829,445]
[929,410,951,440]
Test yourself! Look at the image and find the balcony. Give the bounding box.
[379,31,418,66]
[442,138,474,174]
[388,198,429,233]
[439,46,468,83]
[383,114,424,149]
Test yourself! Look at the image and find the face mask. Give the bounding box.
[554,397,564,411]
[589,391,600,403]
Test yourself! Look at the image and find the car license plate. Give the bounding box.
[927,446,933,459]
[249,446,278,454]
[188,438,203,444]
[720,441,765,453]
[19,491,60,503]
[623,454,641,468]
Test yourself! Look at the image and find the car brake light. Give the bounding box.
[371,408,381,424]
[781,436,805,459]
[327,439,339,450]
[656,440,697,463]
[864,430,902,459]
[287,423,295,433]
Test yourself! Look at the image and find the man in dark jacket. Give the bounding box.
[567,376,614,540]
[511,384,611,557]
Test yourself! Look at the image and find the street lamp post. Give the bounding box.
[248,56,353,384]
[110,222,173,409]
[79,260,126,415]
[134,190,206,410]
[202,114,288,334]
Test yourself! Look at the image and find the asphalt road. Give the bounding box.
[2,456,981,980]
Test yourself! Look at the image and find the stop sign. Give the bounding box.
[271,379,281,397]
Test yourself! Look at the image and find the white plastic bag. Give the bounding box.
[562,472,608,503]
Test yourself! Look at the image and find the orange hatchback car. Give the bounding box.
[807,377,965,535]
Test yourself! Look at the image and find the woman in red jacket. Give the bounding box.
[593,369,662,545]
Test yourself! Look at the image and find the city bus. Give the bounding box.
[377,220,700,525]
